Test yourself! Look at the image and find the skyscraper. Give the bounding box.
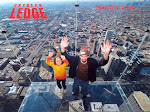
[105,30,113,41]
[119,91,150,112]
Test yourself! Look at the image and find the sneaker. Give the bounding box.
[72,92,75,96]
[58,88,61,92]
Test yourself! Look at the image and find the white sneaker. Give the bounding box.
[58,88,61,92]
[72,92,75,96]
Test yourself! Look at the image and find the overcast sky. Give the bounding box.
[0,0,144,3]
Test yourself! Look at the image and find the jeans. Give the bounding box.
[73,77,89,96]
[56,78,66,89]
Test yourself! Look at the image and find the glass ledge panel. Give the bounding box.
[18,81,133,112]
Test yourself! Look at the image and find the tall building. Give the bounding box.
[123,41,133,49]
[119,91,150,112]
[127,54,148,80]
[18,67,37,81]
[103,52,126,74]
[105,30,113,41]
[0,81,23,112]
[91,39,97,54]
[40,55,53,72]
[97,40,103,58]
[103,104,120,112]
[0,58,9,70]
[102,52,126,80]
[96,44,101,58]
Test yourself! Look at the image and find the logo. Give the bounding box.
[9,4,47,19]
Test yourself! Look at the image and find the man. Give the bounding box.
[61,36,112,99]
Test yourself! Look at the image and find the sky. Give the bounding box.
[0,0,148,4]
[0,0,145,3]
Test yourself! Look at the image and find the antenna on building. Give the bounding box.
[75,0,79,54]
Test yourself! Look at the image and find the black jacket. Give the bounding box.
[61,51,109,82]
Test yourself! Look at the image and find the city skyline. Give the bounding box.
[0,0,150,111]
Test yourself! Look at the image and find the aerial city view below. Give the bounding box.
[0,0,150,111]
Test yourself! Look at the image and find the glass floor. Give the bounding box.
[18,81,133,112]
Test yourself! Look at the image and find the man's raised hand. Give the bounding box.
[61,36,69,48]
[61,36,69,52]
[101,40,112,60]
[101,40,112,55]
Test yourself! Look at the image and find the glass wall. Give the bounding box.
[0,0,149,111]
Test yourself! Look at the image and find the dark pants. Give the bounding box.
[73,77,89,96]
[56,78,66,89]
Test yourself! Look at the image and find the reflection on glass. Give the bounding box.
[0,0,150,111]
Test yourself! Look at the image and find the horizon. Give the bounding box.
[0,0,147,3]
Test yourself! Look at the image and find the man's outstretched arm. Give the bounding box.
[60,36,78,62]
